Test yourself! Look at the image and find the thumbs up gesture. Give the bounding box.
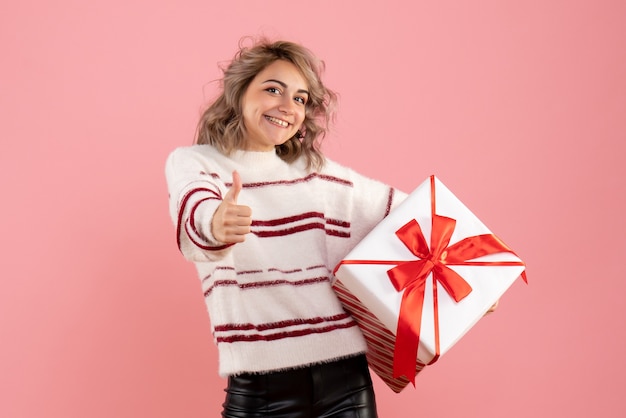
[211,171,252,244]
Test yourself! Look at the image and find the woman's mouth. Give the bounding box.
[265,115,289,128]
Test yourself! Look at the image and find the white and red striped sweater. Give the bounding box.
[165,145,406,376]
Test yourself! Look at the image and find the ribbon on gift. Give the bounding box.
[335,176,527,385]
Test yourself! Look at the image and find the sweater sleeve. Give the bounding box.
[165,147,233,262]
[346,169,408,245]
[323,160,408,268]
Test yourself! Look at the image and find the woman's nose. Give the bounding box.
[278,97,295,114]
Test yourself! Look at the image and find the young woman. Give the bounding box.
[165,38,408,417]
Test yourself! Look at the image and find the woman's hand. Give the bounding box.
[211,171,252,243]
[484,299,499,316]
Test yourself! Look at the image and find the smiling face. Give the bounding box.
[240,60,309,151]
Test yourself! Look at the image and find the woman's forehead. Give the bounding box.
[254,60,309,90]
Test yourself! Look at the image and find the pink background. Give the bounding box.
[2,1,625,417]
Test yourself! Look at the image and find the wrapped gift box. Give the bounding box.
[333,176,526,392]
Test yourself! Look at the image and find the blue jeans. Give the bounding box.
[222,354,378,417]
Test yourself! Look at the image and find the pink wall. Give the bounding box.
[2,0,624,416]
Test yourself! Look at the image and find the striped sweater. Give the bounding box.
[165,144,406,376]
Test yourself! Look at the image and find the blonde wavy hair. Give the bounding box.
[195,38,337,170]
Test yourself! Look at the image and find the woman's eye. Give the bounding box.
[295,96,306,105]
[266,87,280,94]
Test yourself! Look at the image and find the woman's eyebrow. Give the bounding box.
[263,79,310,96]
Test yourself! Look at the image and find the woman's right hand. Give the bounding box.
[211,171,252,243]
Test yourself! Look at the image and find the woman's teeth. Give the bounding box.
[265,116,289,127]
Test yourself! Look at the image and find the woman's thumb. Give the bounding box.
[224,170,242,203]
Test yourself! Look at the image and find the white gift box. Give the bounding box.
[333,176,526,392]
